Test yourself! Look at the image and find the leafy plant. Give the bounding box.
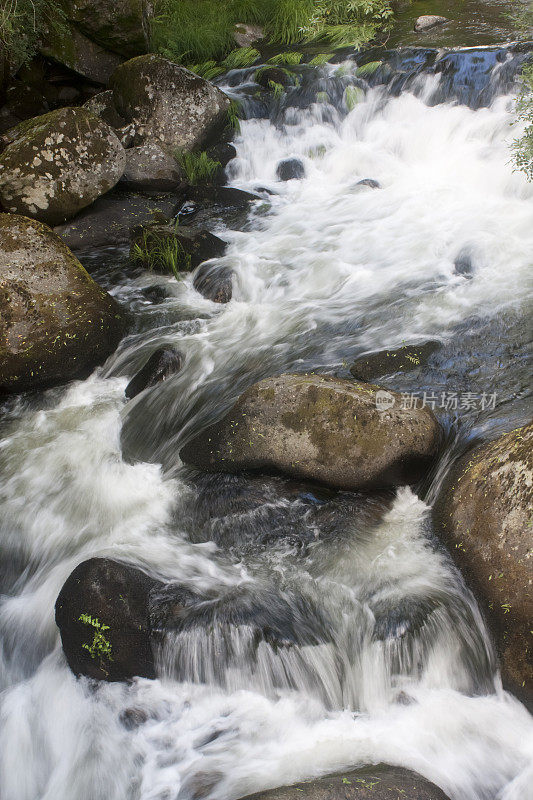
[78,613,113,664]
[176,150,221,185]
[308,52,334,66]
[356,59,382,77]
[512,64,533,182]
[0,0,66,66]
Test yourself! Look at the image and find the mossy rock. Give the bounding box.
[61,0,152,58]
[241,765,450,799]
[0,213,127,393]
[41,20,123,84]
[180,373,441,491]
[110,55,231,152]
[0,107,126,225]
[434,421,533,706]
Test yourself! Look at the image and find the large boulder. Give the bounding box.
[55,558,163,682]
[180,374,441,491]
[0,107,126,225]
[110,55,231,152]
[61,0,152,58]
[240,765,450,800]
[41,21,123,84]
[434,422,533,705]
[121,142,183,191]
[0,214,126,393]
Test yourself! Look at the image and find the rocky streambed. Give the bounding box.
[0,13,532,800]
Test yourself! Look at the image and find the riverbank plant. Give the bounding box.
[151,0,395,67]
[131,223,191,278]
[176,150,221,185]
[0,0,65,66]
[512,64,533,181]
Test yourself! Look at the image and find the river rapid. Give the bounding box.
[0,34,532,800]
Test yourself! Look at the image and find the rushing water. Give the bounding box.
[1,41,532,800]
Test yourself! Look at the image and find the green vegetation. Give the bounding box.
[176,150,221,185]
[512,64,533,182]
[0,0,65,66]
[131,224,191,278]
[151,0,395,67]
[78,613,113,663]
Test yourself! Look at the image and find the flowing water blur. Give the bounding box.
[0,41,532,800]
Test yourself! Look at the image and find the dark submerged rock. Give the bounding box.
[55,558,163,682]
[355,178,381,189]
[193,262,233,304]
[60,0,153,58]
[125,346,183,399]
[239,765,451,800]
[180,373,441,491]
[433,421,533,706]
[454,248,474,278]
[350,341,442,382]
[256,67,292,90]
[54,190,180,251]
[276,158,305,181]
[0,214,126,394]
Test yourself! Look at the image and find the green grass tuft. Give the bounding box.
[131,224,191,279]
[176,150,221,185]
[269,51,303,65]
[223,46,261,69]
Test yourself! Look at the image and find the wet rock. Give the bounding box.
[83,89,128,129]
[434,422,533,706]
[0,214,127,393]
[414,15,449,33]
[180,373,441,491]
[61,0,153,58]
[206,142,237,185]
[0,107,126,225]
[350,341,442,382]
[355,178,380,189]
[125,346,183,399]
[150,583,330,651]
[256,67,291,90]
[41,21,123,84]
[119,707,149,730]
[54,190,180,251]
[185,185,260,208]
[130,223,227,272]
[110,55,231,151]
[276,158,305,181]
[240,765,450,800]
[122,142,183,192]
[454,249,474,278]
[234,23,264,48]
[193,263,233,303]
[56,557,163,682]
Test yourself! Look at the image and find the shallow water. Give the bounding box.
[0,40,532,800]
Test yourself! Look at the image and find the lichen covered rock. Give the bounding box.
[434,422,533,705]
[41,21,123,84]
[0,107,126,225]
[110,55,231,152]
[0,214,126,393]
[122,142,183,191]
[180,373,441,490]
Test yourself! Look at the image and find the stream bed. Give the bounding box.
[0,22,532,800]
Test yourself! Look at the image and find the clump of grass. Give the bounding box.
[227,98,244,132]
[176,150,221,185]
[187,60,224,80]
[356,60,382,77]
[269,80,286,99]
[268,51,303,65]
[132,225,191,279]
[344,84,364,111]
[223,46,261,70]
[308,53,333,66]
[512,64,533,182]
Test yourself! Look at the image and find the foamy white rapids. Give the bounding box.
[0,58,532,800]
